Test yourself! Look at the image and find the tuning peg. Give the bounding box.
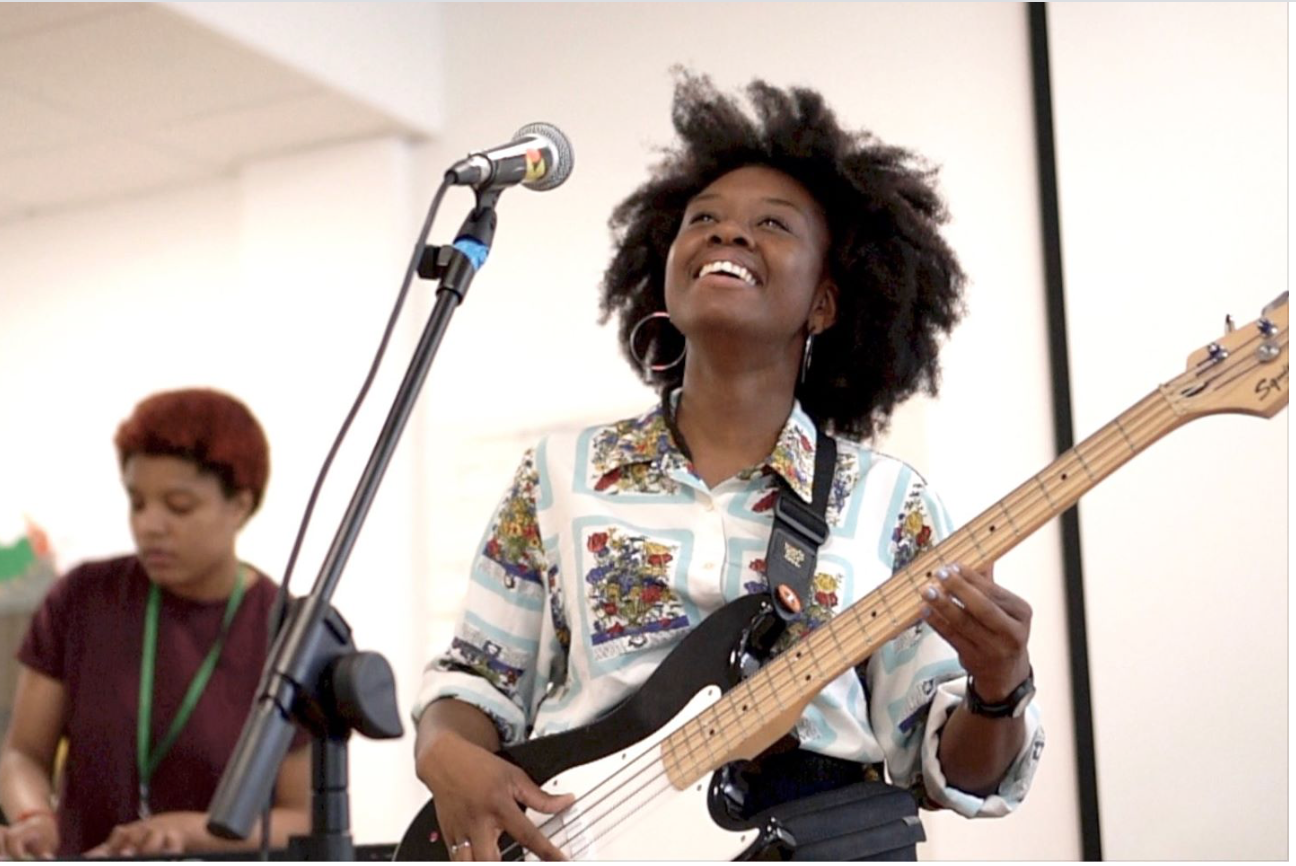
[1224,315,1235,334]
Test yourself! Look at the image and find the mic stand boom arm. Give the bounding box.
[206,187,501,859]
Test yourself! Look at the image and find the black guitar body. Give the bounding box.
[395,593,786,860]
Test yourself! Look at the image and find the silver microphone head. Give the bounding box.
[514,121,574,191]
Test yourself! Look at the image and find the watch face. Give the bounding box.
[1012,684,1037,718]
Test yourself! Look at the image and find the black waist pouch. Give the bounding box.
[748,779,925,861]
[735,748,923,862]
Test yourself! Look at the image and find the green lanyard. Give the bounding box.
[136,564,247,819]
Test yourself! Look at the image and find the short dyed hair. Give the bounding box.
[114,388,270,513]
[599,71,966,440]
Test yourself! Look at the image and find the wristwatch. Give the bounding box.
[964,667,1035,719]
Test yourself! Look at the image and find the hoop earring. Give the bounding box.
[629,311,685,374]
[800,332,816,386]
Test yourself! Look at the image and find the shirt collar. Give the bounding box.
[591,390,821,502]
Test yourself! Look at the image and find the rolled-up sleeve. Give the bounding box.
[412,447,559,747]
[917,680,1045,816]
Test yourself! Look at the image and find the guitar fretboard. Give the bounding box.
[660,386,1185,787]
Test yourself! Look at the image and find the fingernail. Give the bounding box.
[922,585,938,601]
[951,564,961,574]
[919,605,932,619]
[936,568,949,580]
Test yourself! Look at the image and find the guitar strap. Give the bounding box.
[753,429,926,861]
[764,425,836,621]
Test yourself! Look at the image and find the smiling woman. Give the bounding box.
[410,72,1044,862]
[0,389,310,859]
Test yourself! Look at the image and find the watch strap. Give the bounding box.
[965,667,1035,718]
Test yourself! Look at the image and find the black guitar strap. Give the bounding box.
[765,426,836,621]
[750,431,927,861]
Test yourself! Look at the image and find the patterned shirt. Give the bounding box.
[414,396,1044,817]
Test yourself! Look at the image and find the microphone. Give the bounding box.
[447,122,574,192]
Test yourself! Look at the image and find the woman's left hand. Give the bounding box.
[83,811,204,858]
[918,562,1032,701]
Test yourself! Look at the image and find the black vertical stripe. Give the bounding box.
[1027,4,1104,860]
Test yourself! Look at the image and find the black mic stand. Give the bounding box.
[206,186,502,859]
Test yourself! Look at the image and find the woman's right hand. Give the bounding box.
[417,731,573,861]
[0,812,59,860]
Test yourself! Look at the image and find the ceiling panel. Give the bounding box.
[0,136,208,210]
[0,2,125,38]
[0,196,24,223]
[141,92,406,167]
[0,89,100,157]
[0,6,321,130]
[0,3,423,223]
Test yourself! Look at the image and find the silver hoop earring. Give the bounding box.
[629,311,685,374]
[800,332,816,386]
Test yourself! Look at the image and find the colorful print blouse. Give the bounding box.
[414,397,1044,817]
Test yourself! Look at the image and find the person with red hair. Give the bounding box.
[0,388,309,858]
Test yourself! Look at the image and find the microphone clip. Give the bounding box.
[417,197,499,302]
[416,245,456,282]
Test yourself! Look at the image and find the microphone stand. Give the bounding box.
[207,185,502,859]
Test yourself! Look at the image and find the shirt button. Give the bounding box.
[701,561,717,571]
[703,500,715,512]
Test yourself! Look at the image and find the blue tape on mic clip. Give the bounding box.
[452,238,491,271]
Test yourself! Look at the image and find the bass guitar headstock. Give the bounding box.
[1165,292,1288,420]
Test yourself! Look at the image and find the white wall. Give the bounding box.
[1048,3,1288,860]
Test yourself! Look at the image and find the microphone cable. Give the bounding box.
[256,173,456,859]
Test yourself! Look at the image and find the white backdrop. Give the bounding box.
[1049,3,1288,859]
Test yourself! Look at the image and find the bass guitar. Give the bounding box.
[396,294,1288,860]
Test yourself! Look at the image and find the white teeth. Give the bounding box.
[697,260,757,285]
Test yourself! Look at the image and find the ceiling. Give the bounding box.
[0,2,420,224]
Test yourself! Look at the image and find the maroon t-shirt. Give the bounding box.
[17,555,305,856]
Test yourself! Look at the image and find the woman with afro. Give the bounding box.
[413,73,1045,861]
[0,389,309,857]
